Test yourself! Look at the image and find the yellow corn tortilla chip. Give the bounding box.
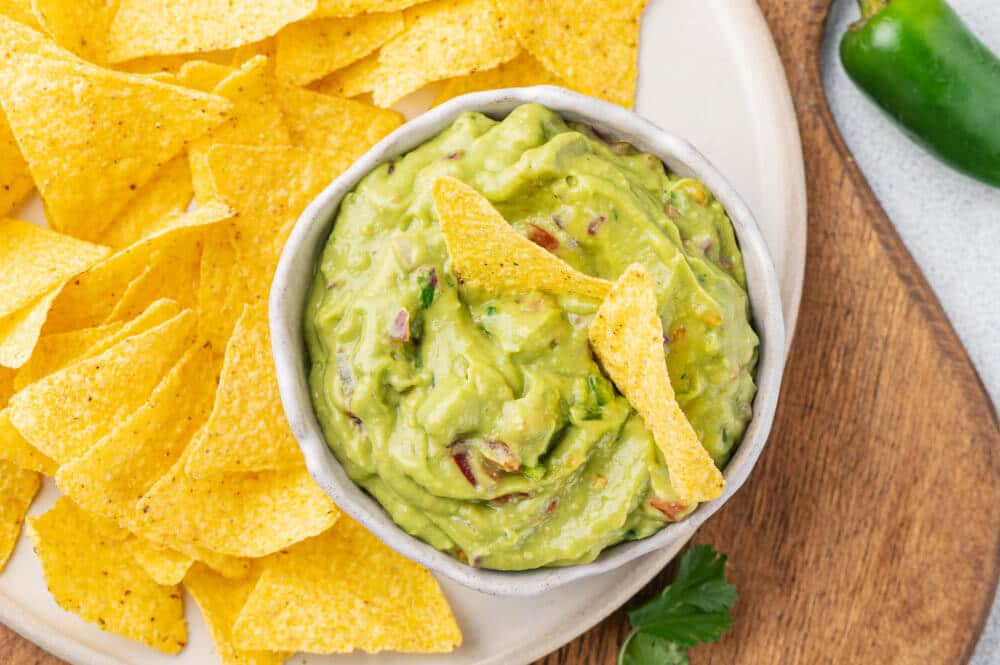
[185,563,291,665]
[0,115,33,216]
[0,409,56,474]
[13,320,122,391]
[0,18,233,240]
[56,343,219,527]
[136,450,339,558]
[588,263,724,503]
[432,176,611,299]
[0,0,39,28]
[44,205,224,333]
[28,497,187,653]
[8,309,195,463]
[0,457,39,571]
[206,144,353,299]
[184,306,301,476]
[197,225,251,352]
[0,219,109,320]
[189,56,293,203]
[126,536,194,587]
[230,39,277,67]
[275,12,404,86]
[233,517,461,654]
[0,287,59,368]
[98,155,195,250]
[435,51,563,104]
[186,547,252,581]
[310,50,381,99]
[177,60,237,92]
[106,0,317,63]
[496,0,645,108]
[313,0,428,17]
[30,0,118,63]
[278,82,402,157]
[373,0,519,107]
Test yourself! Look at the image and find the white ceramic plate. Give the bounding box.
[0,0,805,663]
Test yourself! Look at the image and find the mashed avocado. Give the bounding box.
[305,104,758,570]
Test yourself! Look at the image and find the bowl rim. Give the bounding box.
[270,85,786,597]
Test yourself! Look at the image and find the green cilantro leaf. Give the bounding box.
[620,632,690,665]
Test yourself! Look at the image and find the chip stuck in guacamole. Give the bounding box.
[305,103,759,571]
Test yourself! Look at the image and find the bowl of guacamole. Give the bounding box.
[271,87,785,596]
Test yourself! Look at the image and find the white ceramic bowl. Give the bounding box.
[270,86,785,597]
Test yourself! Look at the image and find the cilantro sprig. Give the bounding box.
[618,545,736,665]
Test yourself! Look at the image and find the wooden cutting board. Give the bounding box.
[2,1,998,664]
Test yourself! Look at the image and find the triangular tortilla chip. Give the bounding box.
[177,60,237,92]
[0,16,232,238]
[0,408,56,475]
[106,0,317,63]
[0,219,109,320]
[372,0,519,107]
[435,51,563,105]
[278,82,402,157]
[0,457,39,571]
[8,308,195,463]
[432,176,611,299]
[196,225,251,352]
[136,449,339,558]
[98,155,195,250]
[184,306,301,476]
[495,0,646,108]
[28,497,187,653]
[31,0,118,63]
[0,288,59,368]
[185,563,291,665]
[0,115,32,216]
[275,11,404,86]
[56,343,220,529]
[125,535,194,587]
[311,50,381,99]
[232,518,461,654]
[588,263,724,503]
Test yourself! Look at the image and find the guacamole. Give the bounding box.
[305,104,758,570]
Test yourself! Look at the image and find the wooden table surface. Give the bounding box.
[3,1,999,664]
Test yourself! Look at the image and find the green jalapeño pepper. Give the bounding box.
[841,0,1000,188]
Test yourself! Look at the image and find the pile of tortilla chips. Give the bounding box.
[0,0,575,658]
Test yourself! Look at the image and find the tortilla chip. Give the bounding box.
[56,343,219,526]
[0,19,233,239]
[205,144,352,299]
[233,518,461,654]
[0,458,39,571]
[114,50,235,75]
[126,536,194,587]
[189,56,293,203]
[313,0,427,17]
[230,39,277,67]
[28,497,187,653]
[588,263,724,503]
[496,0,645,108]
[0,409,56,474]
[31,0,118,63]
[0,219,109,320]
[275,12,404,86]
[106,0,317,63]
[187,547,252,581]
[279,83,402,157]
[98,155,195,250]
[197,226,251,351]
[0,288,59,368]
[44,205,224,333]
[8,308,195,463]
[0,115,33,216]
[184,307,300,476]
[185,563,291,665]
[432,176,611,299]
[136,450,339,558]
[177,60,237,92]
[310,50,381,99]
[435,51,563,104]
[0,0,39,28]
[13,320,121,391]
[373,0,519,107]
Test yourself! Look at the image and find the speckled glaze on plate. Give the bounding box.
[271,85,786,596]
[0,1,805,662]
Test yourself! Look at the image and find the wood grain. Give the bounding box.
[2,1,998,664]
